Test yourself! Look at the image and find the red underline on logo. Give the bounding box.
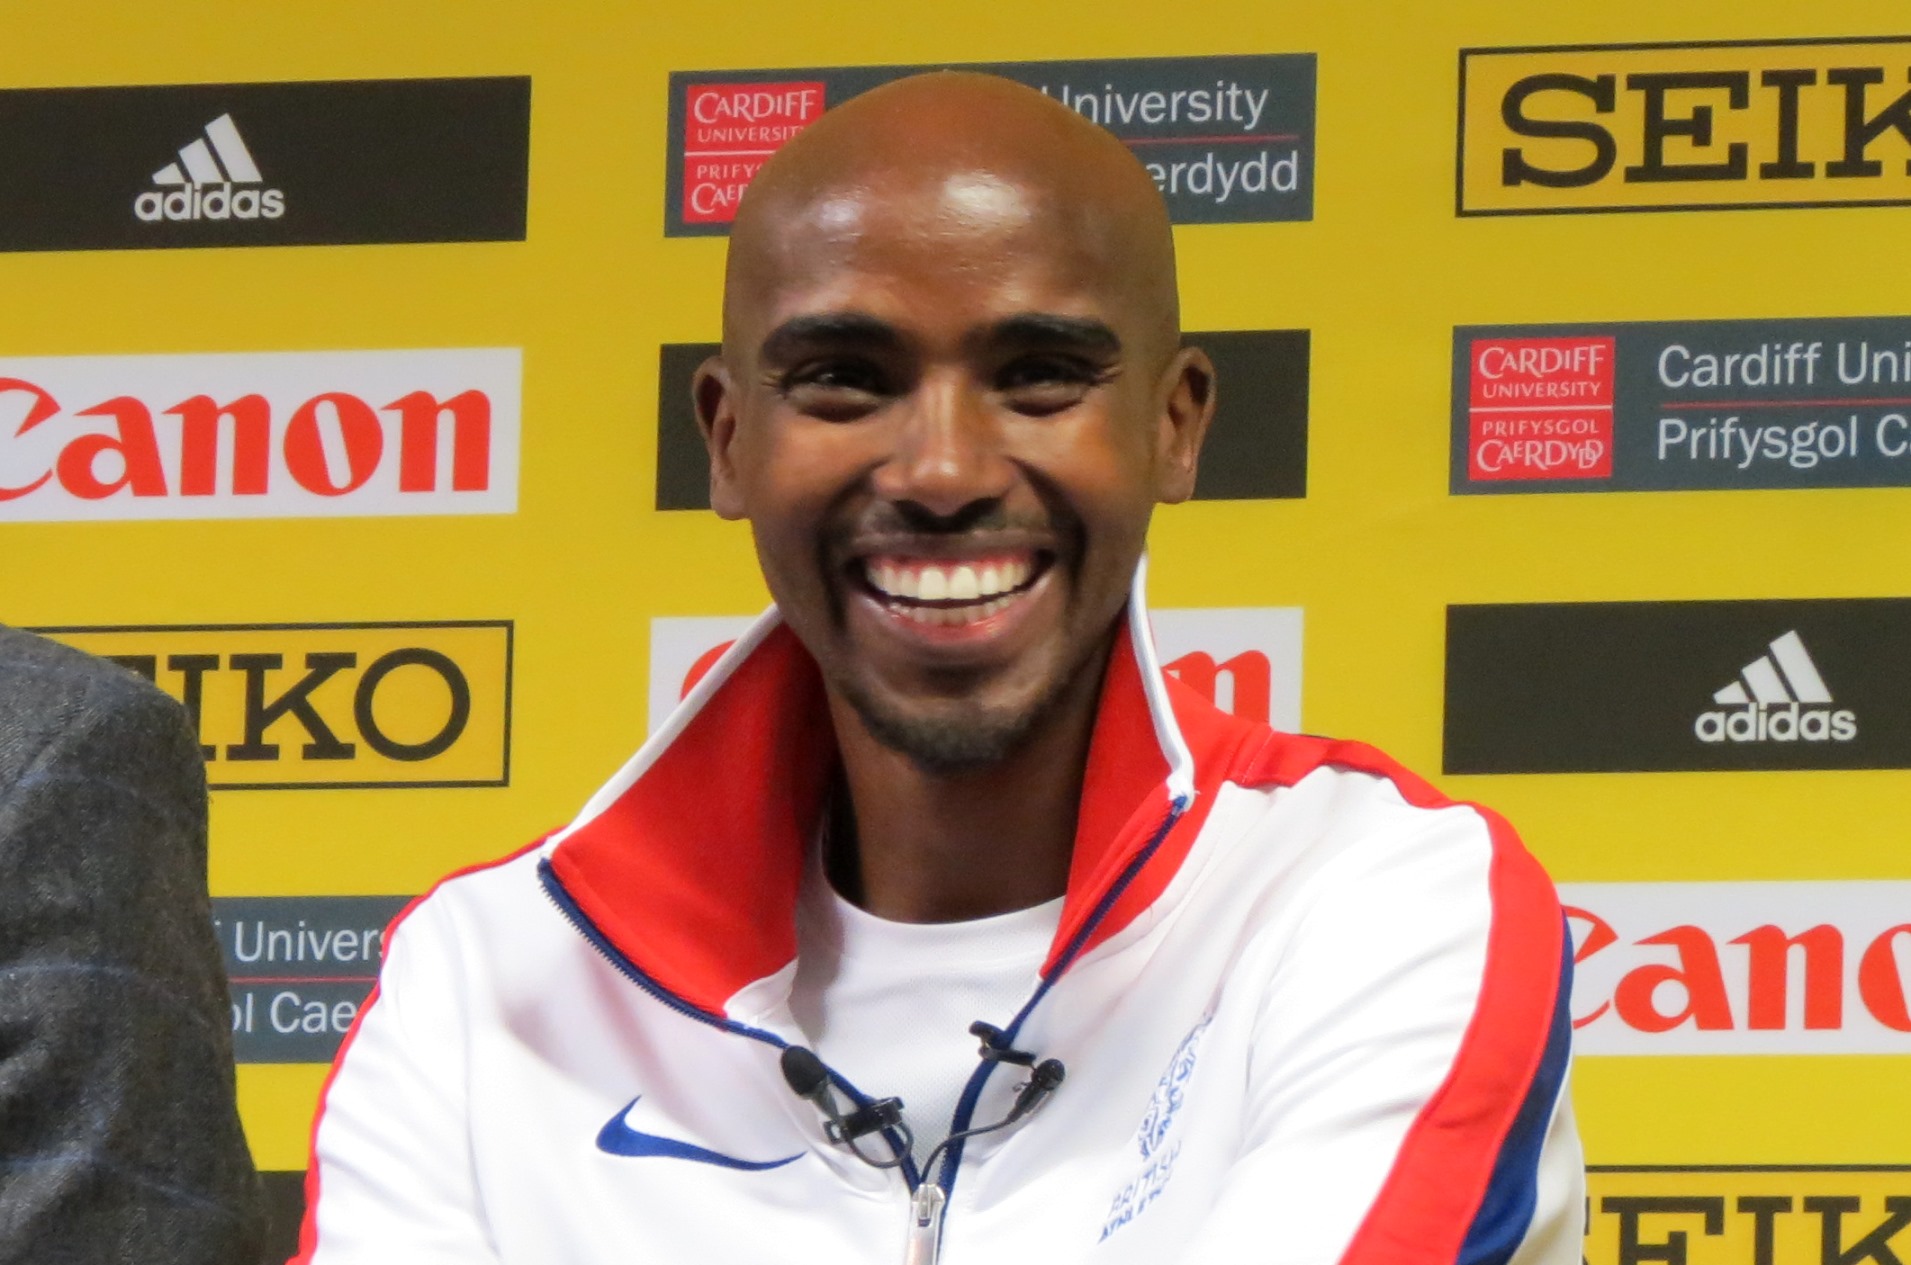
[1469,403,1611,413]
[684,148,780,157]
[230,976,377,985]
[1664,397,1911,408]
[1122,133,1299,145]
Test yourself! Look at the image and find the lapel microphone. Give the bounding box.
[779,1029,1068,1180]
[780,1045,914,1169]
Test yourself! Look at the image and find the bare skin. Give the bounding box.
[695,73,1215,923]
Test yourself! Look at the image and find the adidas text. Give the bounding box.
[134,186,284,222]
[1694,703,1857,744]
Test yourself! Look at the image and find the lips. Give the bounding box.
[856,552,1049,628]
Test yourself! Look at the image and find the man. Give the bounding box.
[298,73,1580,1264]
[0,626,263,1263]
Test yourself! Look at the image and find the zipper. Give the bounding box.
[542,789,1188,1263]
[924,797,1189,1234]
[903,1183,946,1265]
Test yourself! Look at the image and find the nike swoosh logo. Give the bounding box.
[596,1096,802,1171]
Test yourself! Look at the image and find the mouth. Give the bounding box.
[850,550,1055,631]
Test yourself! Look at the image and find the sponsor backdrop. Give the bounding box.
[1,1,1906,1259]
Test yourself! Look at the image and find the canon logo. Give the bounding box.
[0,350,519,522]
[1572,909,1910,1033]
[0,380,487,499]
[1563,881,1911,1054]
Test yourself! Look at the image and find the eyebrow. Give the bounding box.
[758,310,1125,367]
[984,314,1122,360]
[758,312,903,365]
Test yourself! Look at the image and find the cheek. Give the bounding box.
[735,417,878,607]
[1018,409,1160,536]
[736,415,863,529]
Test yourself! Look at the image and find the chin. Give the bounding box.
[839,674,1066,775]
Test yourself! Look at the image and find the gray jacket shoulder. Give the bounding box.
[0,625,189,775]
[0,625,264,1262]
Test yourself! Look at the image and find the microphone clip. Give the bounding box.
[825,1095,905,1145]
[780,1045,913,1170]
[968,1021,1038,1067]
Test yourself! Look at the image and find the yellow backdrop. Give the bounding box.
[2,2,1906,1258]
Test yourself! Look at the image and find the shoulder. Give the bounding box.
[380,842,555,963]
[0,625,190,759]
[1168,675,1530,876]
[1202,723,1558,925]
[0,627,206,895]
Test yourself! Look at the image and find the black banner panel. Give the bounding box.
[0,76,531,251]
[1445,599,1911,773]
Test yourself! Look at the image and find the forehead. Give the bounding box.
[734,170,1133,341]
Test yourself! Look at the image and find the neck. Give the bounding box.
[825,647,1109,924]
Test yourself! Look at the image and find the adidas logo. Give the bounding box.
[133,114,285,223]
[1693,630,1857,744]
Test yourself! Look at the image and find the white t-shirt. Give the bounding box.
[788,858,1063,1167]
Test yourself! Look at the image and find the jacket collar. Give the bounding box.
[543,562,1271,1021]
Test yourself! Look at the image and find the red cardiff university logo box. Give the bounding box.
[681,82,826,224]
[1467,335,1615,481]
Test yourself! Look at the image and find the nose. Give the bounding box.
[869,372,1015,521]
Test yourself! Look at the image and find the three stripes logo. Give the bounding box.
[1694,630,1857,745]
[133,113,285,225]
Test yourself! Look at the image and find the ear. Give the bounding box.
[692,354,747,520]
[1153,345,1216,504]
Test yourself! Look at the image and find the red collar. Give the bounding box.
[545,581,1281,1019]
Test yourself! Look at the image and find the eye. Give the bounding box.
[780,358,891,421]
[995,355,1105,416]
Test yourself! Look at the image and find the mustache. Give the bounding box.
[831,500,1063,558]
[856,499,1040,536]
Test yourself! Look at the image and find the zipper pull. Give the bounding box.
[902,1182,945,1265]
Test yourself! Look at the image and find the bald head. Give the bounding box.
[722,72,1182,368]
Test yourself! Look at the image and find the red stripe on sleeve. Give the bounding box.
[1335,797,1565,1265]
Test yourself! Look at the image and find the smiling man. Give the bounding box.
[296,73,1581,1265]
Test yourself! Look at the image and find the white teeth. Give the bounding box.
[868,561,919,599]
[865,555,1039,612]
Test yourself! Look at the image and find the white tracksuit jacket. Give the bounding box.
[296,591,1584,1265]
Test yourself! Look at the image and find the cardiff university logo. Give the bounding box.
[135,113,286,223]
[1694,630,1857,745]
[1465,336,1615,481]
[646,608,1304,736]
